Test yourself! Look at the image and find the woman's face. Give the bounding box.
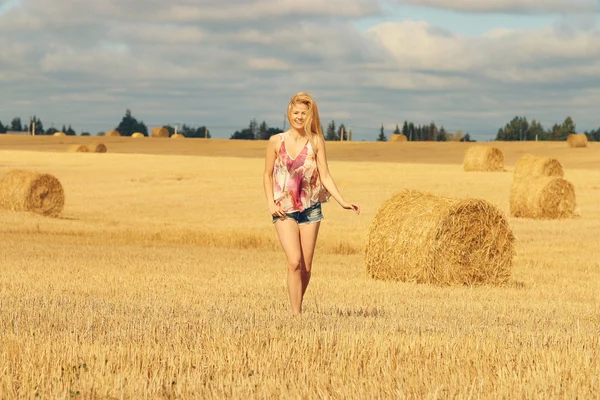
[289,103,309,132]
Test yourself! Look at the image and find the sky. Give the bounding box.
[1,0,599,141]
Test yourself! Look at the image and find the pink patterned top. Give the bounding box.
[273,133,330,212]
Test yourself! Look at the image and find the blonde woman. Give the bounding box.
[263,92,360,314]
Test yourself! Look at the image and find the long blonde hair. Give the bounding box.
[287,92,323,142]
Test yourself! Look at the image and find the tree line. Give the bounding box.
[495,116,600,141]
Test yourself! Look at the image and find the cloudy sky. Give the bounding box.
[1,0,599,140]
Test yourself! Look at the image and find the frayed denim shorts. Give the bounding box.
[272,202,324,225]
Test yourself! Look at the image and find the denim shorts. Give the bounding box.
[272,202,324,225]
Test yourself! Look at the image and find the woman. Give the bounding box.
[263,92,360,315]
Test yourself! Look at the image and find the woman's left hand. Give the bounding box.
[342,202,361,215]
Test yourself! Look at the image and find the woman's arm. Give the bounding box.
[263,135,286,218]
[314,136,360,214]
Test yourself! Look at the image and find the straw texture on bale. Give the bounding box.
[68,144,89,153]
[151,127,169,138]
[131,132,145,138]
[509,177,575,219]
[105,130,121,137]
[463,145,504,172]
[567,133,588,148]
[53,132,66,137]
[0,170,65,217]
[171,133,185,139]
[88,142,107,153]
[389,134,408,142]
[364,190,515,286]
[513,154,563,181]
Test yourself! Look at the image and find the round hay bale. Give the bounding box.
[389,134,407,142]
[68,144,89,153]
[567,133,588,148]
[364,190,515,286]
[105,130,121,137]
[131,132,145,138]
[151,127,169,138]
[509,177,575,219]
[171,133,185,139]
[0,169,65,217]
[463,146,504,172]
[53,132,67,137]
[88,142,107,153]
[513,154,563,181]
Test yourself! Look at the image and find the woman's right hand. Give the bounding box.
[269,203,287,220]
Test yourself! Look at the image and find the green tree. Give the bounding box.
[116,109,148,137]
[338,123,348,140]
[429,122,438,141]
[559,116,576,140]
[437,126,448,141]
[377,124,387,142]
[402,121,409,136]
[27,115,45,135]
[393,124,401,135]
[408,122,415,141]
[10,117,23,131]
[81,132,90,136]
[181,124,211,138]
[231,119,257,140]
[325,120,338,141]
[66,125,76,136]
[0,120,6,134]
[45,127,58,135]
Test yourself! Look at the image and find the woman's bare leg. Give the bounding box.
[298,221,321,297]
[274,219,303,314]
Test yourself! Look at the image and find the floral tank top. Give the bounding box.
[273,133,330,212]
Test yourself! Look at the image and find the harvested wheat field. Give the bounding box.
[0,137,599,398]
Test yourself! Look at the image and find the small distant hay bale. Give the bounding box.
[0,169,65,217]
[171,133,185,139]
[509,177,575,219]
[364,190,515,286]
[463,145,504,172]
[105,130,121,137]
[53,132,67,137]
[151,127,169,138]
[567,133,588,148]
[88,142,107,153]
[389,134,407,142]
[513,154,563,181]
[131,132,145,138]
[68,144,89,153]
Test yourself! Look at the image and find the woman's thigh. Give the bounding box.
[274,218,302,264]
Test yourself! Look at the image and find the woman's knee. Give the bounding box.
[287,257,302,272]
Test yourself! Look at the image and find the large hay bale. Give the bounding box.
[151,127,169,138]
[105,130,121,137]
[88,142,107,153]
[509,177,575,219]
[171,133,185,139]
[567,133,588,148]
[463,145,504,172]
[364,190,515,286]
[513,154,563,181]
[53,132,66,137]
[131,132,145,138]
[68,144,89,153]
[389,134,407,142]
[0,170,65,217]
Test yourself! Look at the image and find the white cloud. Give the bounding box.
[393,0,600,14]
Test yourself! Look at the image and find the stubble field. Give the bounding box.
[0,135,599,398]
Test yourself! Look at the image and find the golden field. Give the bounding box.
[0,135,599,399]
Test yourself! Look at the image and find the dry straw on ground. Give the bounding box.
[567,133,588,148]
[171,133,185,139]
[151,127,169,138]
[510,177,576,219]
[513,154,563,181]
[0,169,65,217]
[389,134,408,142]
[88,142,107,153]
[131,132,145,138]
[68,144,89,153]
[53,132,66,137]
[463,145,504,172]
[105,130,121,137]
[364,190,515,286]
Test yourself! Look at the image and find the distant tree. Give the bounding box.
[10,117,22,131]
[393,124,401,135]
[61,125,67,134]
[451,130,464,142]
[163,125,175,136]
[116,109,148,137]
[81,132,91,136]
[180,124,211,138]
[338,123,348,141]
[429,122,438,141]
[96,131,106,136]
[257,121,268,140]
[559,116,576,140]
[65,125,76,136]
[408,122,415,141]
[231,119,257,139]
[325,120,338,141]
[402,121,409,136]
[377,124,387,142]
[437,126,448,142]
[45,127,58,135]
[0,120,6,134]
[27,115,45,135]
[460,133,472,142]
